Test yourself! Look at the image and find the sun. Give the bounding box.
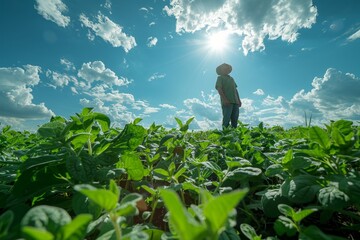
[206,31,229,52]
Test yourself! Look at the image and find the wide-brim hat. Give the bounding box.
[216,63,232,75]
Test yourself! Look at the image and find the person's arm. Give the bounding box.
[235,89,242,107]
[217,87,231,105]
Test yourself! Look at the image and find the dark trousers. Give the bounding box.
[222,104,239,128]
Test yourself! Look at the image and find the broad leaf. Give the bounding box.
[160,189,206,240]
[309,126,330,150]
[21,205,71,235]
[274,216,297,237]
[119,153,144,181]
[74,184,118,212]
[59,214,93,240]
[281,175,321,204]
[240,223,260,240]
[317,186,349,210]
[22,226,54,240]
[203,189,248,236]
[0,210,14,238]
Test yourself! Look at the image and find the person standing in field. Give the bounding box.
[215,63,242,129]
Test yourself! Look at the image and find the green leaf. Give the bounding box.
[22,226,54,240]
[277,204,295,218]
[116,193,142,217]
[203,189,248,236]
[153,168,169,177]
[160,189,206,240]
[74,184,118,212]
[317,186,349,210]
[59,214,93,240]
[227,167,262,180]
[66,133,91,150]
[71,192,102,219]
[21,205,72,235]
[282,149,293,165]
[309,126,330,149]
[265,164,284,177]
[174,117,183,128]
[261,189,290,218]
[37,121,66,138]
[185,117,195,126]
[174,167,187,180]
[281,175,321,204]
[120,153,144,181]
[108,179,120,199]
[299,225,347,240]
[0,210,14,238]
[92,112,111,132]
[141,185,156,195]
[219,228,241,240]
[240,223,260,240]
[274,216,297,237]
[143,229,164,240]
[159,134,174,146]
[292,208,317,223]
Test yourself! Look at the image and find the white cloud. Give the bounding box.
[160,103,176,110]
[173,69,360,129]
[164,0,317,55]
[35,0,70,27]
[60,58,75,71]
[78,61,132,87]
[289,68,360,123]
[147,36,158,47]
[253,89,264,95]
[79,12,137,52]
[139,7,149,12]
[80,83,160,127]
[148,72,165,82]
[0,65,54,119]
[347,29,360,42]
[262,96,285,107]
[46,70,77,88]
[183,98,220,121]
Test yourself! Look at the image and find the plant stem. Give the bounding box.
[87,138,92,155]
[149,196,158,224]
[110,213,122,240]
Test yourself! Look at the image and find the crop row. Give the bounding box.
[0,108,359,239]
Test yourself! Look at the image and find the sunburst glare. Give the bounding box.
[206,31,230,52]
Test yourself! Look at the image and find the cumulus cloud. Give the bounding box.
[79,12,136,52]
[164,0,317,55]
[147,36,158,47]
[78,61,132,87]
[0,65,54,119]
[170,91,222,129]
[80,83,160,127]
[289,68,360,123]
[347,29,360,42]
[253,89,264,95]
[173,69,360,129]
[35,0,70,27]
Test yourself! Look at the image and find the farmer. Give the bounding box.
[215,63,242,129]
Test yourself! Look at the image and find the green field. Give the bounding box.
[1,108,359,240]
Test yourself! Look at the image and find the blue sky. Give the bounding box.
[0,0,359,131]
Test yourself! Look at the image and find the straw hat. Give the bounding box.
[216,63,232,75]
